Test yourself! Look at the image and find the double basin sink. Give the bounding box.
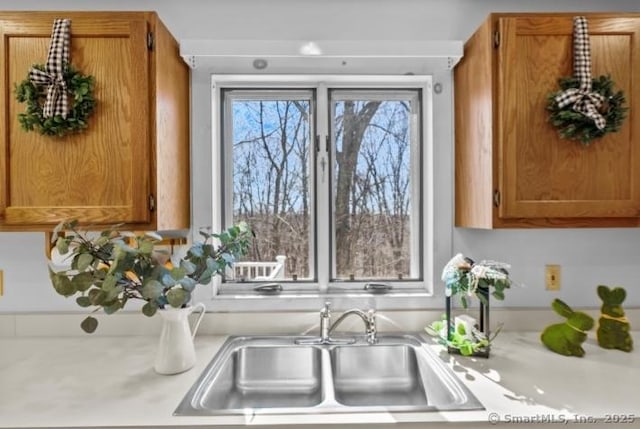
[174,333,483,415]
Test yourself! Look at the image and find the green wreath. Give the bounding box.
[546,75,627,146]
[14,63,96,137]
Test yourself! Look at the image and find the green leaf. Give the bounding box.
[76,296,91,307]
[76,253,93,271]
[88,288,107,306]
[202,244,215,258]
[492,290,505,301]
[142,301,157,317]
[105,285,123,302]
[55,237,69,255]
[161,273,177,287]
[103,300,122,315]
[459,342,474,356]
[178,276,197,292]
[80,316,98,334]
[170,267,187,281]
[50,270,75,297]
[72,271,94,292]
[142,279,163,300]
[138,239,154,254]
[166,288,188,308]
[195,267,214,285]
[101,273,118,291]
[188,243,204,257]
[221,253,236,265]
[180,259,197,275]
[477,291,489,306]
[457,323,466,336]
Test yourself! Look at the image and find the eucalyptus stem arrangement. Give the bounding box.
[49,220,252,333]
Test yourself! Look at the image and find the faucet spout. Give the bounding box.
[328,308,378,344]
[296,304,378,345]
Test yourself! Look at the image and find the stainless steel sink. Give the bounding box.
[195,345,323,410]
[174,334,483,415]
[331,344,428,407]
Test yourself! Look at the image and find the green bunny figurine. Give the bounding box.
[597,285,633,352]
[541,299,594,357]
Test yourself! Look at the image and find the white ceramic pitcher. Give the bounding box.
[154,302,206,375]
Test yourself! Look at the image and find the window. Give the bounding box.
[224,90,315,282]
[213,77,431,299]
[330,90,422,284]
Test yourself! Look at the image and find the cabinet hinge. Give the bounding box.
[493,30,500,48]
[149,194,156,212]
[147,32,155,51]
[493,190,501,208]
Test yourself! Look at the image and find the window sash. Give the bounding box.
[221,89,317,284]
[328,89,423,283]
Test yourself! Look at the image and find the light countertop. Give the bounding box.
[0,332,638,428]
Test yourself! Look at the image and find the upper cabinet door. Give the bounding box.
[0,14,151,226]
[497,15,640,220]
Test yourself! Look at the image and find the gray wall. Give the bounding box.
[1,0,639,312]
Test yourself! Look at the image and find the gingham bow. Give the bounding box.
[29,19,71,119]
[554,16,606,130]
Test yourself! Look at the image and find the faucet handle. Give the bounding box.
[321,301,331,316]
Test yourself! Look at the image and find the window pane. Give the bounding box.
[226,92,313,281]
[331,92,420,281]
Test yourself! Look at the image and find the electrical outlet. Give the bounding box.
[545,265,561,291]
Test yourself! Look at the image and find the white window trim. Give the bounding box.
[205,74,441,312]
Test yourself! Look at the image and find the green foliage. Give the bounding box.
[547,75,628,145]
[80,316,98,334]
[425,315,503,357]
[49,220,252,333]
[14,63,96,137]
[442,254,512,309]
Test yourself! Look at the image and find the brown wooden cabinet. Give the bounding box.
[454,13,640,228]
[0,12,189,231]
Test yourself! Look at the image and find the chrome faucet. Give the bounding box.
[296,302,378,345]
[328,308,378,345]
